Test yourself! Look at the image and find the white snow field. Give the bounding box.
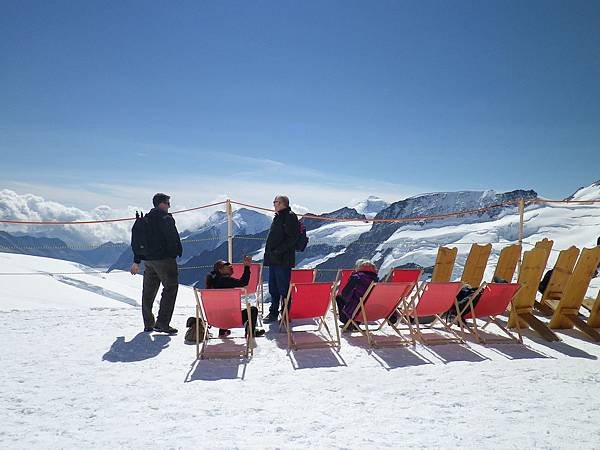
[1,253,600,449]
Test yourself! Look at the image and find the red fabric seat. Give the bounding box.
[199,289,244,330]
[231,263,262,295]
[350,282,414,323]
[335,269,354,296]
[290,269,316,284]
[457,282,523,344]
[288,282,334,320]
[463,283,520,319]
[388,268,422,284]
[409,282,463,317]
[281,282,339,350]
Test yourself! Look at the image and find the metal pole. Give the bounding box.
[226,198,233,262]
[517,198,525,272]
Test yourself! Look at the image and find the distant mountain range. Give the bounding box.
[0,231,126,268]
[2,183,599,289]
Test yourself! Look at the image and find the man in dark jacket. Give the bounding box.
[130,193,183,334]
[263,195,299,323]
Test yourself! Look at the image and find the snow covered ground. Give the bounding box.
[1,253,600,449]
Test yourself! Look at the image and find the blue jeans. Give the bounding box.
[268,265,292,316]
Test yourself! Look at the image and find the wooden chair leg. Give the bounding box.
[518,312,560,341]
[562,313,600,342]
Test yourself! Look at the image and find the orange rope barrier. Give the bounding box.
[0,197,598,226]
[231,199,521,223]
[0,201,227,225]
[528,199,600,204]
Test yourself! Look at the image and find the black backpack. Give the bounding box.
[131,211,150,259]
[295,220,309,252]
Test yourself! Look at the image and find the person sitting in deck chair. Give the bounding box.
[205,256,266,337]
[335,259,399,331]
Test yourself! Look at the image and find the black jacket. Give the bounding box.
[134,207,183,264]
[206,266,250,289]
[263,207,299,267]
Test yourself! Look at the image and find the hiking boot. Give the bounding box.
[340,323,359,333]
[262,313,279,323]
[153,324,178,334]
[143,326,154,332]
[218,329,232,338]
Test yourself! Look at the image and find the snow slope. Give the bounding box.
[1,253,600,449]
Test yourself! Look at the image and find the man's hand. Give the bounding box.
[243,255,252,266]
[130,263,140,275]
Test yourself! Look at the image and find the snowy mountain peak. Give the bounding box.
[182,208,271,237]
[353,196,389,218]
[567,180,600,201]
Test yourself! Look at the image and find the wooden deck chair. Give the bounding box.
[548,247,600,341]
[343,282,415,348]
[492,244,522,283]
[334,269,354,296]
[400,282,464,345]
[231,262,263,311]
[193,288,253,360]
[455,283,522,344]
[460,243,492,288]
[586,291,600,328]
[290,268,317,284]
[431,246,458,282]
[534,246,580,316]
[507,248,559,341]
[280,282,339,350]
[534,238,554,256]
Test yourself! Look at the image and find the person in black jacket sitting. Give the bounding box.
[205,256,265,337]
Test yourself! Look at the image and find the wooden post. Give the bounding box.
[517,198,525,273]
[226,198,233,263]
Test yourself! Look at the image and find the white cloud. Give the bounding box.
[0,189,224,244]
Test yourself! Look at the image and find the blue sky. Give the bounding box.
[1,0,599,213]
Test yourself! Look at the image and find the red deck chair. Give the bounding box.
[386,268,423,283]
[290,268,317,284]
[343,282,415,348]
[334,269,354,296]
[386,268,423,296]
[193,288,254,359]
[280,282,339,350]
[231,262,264,311]
[454,283,522,344]
[400,282,464,344]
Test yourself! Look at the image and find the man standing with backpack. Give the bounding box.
[130,193,183,334]
[263,195,300,323]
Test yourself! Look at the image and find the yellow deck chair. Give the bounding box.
[507,248,559,341]
[492,244,522,282]
[534,238,554,257]
[548,247,600,341]
[460,243,492,288]
[534,246,580,316]
[586,291,600,328]
[431,246,458,282]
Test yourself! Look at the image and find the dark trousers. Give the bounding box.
[268,265,291,316]
[142,258,179,328]
[335,295,349,324]
[219,306,259,335]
